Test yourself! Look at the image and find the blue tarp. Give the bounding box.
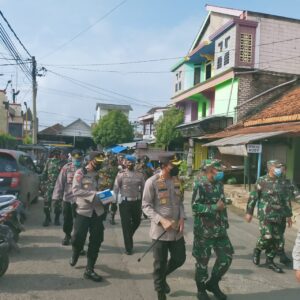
[110,145,127,154]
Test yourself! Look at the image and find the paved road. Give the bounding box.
[0,194,299,300]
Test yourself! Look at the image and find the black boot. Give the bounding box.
[279,251,292,265]
[62,234,71,246]
[43,209,51,227]
[206,277,227,300]
[84,257,103,282]
[164,281,171,294]
[266,257,284,273]
[197,282,210,300]
[252,248,261,265]
[157,291,166,300]
[69,250,80,267]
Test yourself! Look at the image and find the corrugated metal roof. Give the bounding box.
[203,131,288,147]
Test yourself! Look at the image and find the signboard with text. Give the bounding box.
[247,144,262,154]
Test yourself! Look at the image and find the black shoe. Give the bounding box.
[62,235,71,246]
[164,281,170,294]
[197,291,210,300]
[206,278,227,300]
[80,250,86,256]
[157,291,166,300]
[69,253,79,267]
[266,258,284,273]
[84,269,103,282]
[42,218,51,227]
[252,248,261,265]
[279,252,292,265]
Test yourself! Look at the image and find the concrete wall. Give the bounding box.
[214,78,238,117]
[248,15,300,74]
[0,92,8,133]
[214,26,237,75]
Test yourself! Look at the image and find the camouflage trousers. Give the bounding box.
[44,185,61,215]
[278,217,287,252]
[193,235,234,283]
[256,221,282,259]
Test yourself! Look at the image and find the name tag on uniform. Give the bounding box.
[160,198,168,205]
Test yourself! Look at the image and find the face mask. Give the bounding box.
[214,171,224,182]
[274,168,282,177]
[72,159,81,168]
[170,166,179,177]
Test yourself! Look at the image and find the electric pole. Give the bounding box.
[32,56,37,144]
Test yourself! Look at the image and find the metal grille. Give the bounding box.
[240,33,252,63]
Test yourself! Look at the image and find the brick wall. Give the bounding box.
[236,71,297,120]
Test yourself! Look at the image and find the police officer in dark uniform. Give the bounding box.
[70,151,106,282]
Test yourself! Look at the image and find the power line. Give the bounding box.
[41,0,129,59]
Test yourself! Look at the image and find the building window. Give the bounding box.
[175,83,178,92]
[179,71,182,79]
[205,62,212,80]
[218,41,223,53]
[225,36,230,49]
[194,66,201,85]
[224,51,230,65]
[176,73,179,80]
[178,81,182,91]
[217,56,222,69]
[202,102,207,118]
[240,33,253,63]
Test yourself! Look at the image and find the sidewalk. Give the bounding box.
[224,184,300,230]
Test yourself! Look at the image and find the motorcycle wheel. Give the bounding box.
[0,254,9,277]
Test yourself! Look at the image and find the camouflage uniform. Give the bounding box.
[41,157,63,225]
[192,160,233,287]
[247,174,292,260]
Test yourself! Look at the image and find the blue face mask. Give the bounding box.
[214,171,224,182]
[73,159,81,168]
[274,168,282,177]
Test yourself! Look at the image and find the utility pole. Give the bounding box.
[32,56,37,144]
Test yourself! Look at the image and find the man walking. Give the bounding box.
[52,149,83,246]
[114,155,145,255]
[246,160,292,273]
[70,151,106,282]
[192,159,233,300]
[142,154,186,300]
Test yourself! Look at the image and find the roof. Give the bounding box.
[96,103,133,111]
[38,123,64,135]
[203,131,287,147]
[203,121,300,140]
[244,86,300,127]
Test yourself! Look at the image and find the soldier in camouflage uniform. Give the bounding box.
[41,148,64,227]
[192,159,233,300]
[98,155,119,224]
[246,160,293,273]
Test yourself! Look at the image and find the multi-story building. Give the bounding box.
[0,91,8,133]
[172,4,300,169]
[95,103,132,122]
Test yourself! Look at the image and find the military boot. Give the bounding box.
[279,251,292,265]
[206,277,227,300]
[266,257,284,273]
[62,234,71,246]
[252,248,261,265]
[69,249,80,267]
[157,291,166,300]
[84,258,103,282]
[197,282,210,300]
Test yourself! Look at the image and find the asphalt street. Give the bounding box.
[0,194,299,300]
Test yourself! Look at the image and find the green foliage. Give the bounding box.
[92,110,134,147]
[23,135,32,145]
[179,160,188,176]
[0,133,17,149]
[155,107,184,150]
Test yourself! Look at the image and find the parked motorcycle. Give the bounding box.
[0,224,15,277]
[0,195,25,242]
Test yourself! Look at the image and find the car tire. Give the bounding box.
[0,254,9,277]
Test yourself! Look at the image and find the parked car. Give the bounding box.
[0,150,40,207]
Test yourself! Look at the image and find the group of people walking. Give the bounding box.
[40,148,300,300]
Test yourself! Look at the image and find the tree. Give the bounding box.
[155,107,184,150]
[92,110,134,147]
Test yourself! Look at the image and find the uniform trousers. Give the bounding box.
[62,202,77,236]
[153,237,186,292]
[119,200,142,252]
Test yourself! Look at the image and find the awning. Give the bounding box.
[110,145,127,154]
[203,131,288,147]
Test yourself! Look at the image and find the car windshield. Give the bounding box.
[0,153,18,172]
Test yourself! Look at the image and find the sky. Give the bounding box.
[0,0,299,130]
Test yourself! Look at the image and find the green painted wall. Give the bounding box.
[214,79,239,116]
[190,94,210,119]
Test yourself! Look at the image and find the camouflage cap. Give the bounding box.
[267,160,283,168]
[201,159,224,171]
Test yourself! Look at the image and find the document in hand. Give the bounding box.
[96,189,115,205]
